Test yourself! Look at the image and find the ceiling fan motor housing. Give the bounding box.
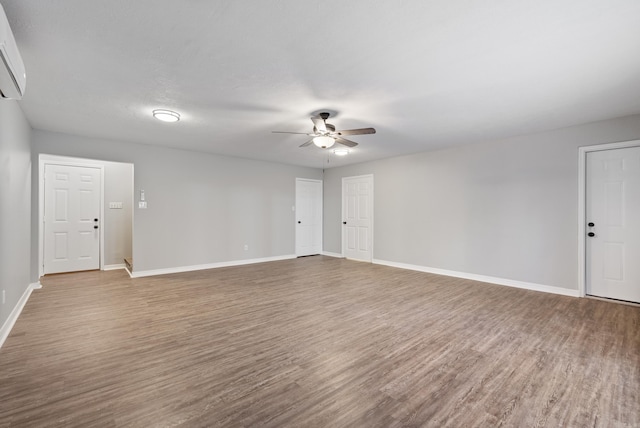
[314,123,336,134]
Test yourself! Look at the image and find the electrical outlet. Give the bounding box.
[244,244,249,251]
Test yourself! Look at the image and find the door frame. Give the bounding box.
[341,174,374,261]
[295,178,323,257]
[39,155,105,278]
[578,139,640,297]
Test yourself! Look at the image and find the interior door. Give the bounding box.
[295,178,322,257]
[343,175,373,262]
[44,164,101,274]
[586,146,640,303]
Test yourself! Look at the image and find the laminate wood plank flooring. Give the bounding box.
[0,256,638,427]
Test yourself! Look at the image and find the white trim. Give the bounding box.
[130,164,135,280]
[373,259,580,298]
[0,282,41,350]
[103,264,126,271]
[322,251,344,258]
[295,178,323,257]
[39,155,105,277]
[577,139,640,298]
[130,254,297,278]
[341,174,374,262]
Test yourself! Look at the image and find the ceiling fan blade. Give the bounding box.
[272,131,315,135]
[299,139,314,148]
[336,127,376,136]
[310,116,327,133]
[336,137,358,148]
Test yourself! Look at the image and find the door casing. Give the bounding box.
[295,178,323,257]
[39,155,105,278]
[341,174,374,261]
[578,139,640,297]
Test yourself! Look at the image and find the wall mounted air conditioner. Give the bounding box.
[0,3,26,100]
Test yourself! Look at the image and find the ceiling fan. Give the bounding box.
[272,112,376,149]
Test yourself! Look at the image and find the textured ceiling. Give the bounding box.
[3,0,640,168]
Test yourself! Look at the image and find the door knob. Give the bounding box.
[588,232,595,237]
[298,221,301,224]
[588,222,595,227]
[94,225,99,229]
[343,221,347,225]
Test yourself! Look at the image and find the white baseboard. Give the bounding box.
[372,259,580,298]
[130,254,297,278]
[0,282,41,350]
[103,264,125,271]
[322,251,344,258]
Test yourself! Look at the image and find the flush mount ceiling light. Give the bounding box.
[152,109,180,123]
[313,136,335,148]
[333,148,350,156]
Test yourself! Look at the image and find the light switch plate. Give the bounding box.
[109,202,123,209]
[138,201,147,209]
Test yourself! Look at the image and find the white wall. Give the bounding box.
[31,130,322,277]
[103,161,133,266]
[324,114,640,291]
[0,100,32,329]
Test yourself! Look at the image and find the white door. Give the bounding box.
[586,146,640,303]
[44,164,101,274]
[295,179,322,256]
[343,175,373,262]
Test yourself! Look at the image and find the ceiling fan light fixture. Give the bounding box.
[333,148,350,156]
[152,109,180,123]
[313,136,335,148]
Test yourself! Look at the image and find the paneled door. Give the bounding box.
[342,175,373,262]
[586,146,640,303]
[44,164,101,274]
[295,178,322,257]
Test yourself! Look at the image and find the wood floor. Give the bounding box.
[1,256,638,427]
